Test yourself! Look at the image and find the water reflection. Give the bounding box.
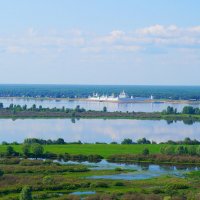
[0,98,199,112]
[0,119,200,143]
[57,159,199,180]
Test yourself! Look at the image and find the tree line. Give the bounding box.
[2,137,200,146]
[162,106,200,115]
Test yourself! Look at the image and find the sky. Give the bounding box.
[0,0,200,85]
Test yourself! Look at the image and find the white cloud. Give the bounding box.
[0,25,200,56]
[136,24,181,37]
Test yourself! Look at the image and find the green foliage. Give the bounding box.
[175,146,188,155]
[22,144,31,157]
[196,145,200,156]
[19,186,32,200]
[114,167,123,171]
[137,138,151,144]
[187,146,197,156]
[103,106,107,112]
[93,181,109,188]
[160,145,175,155]
[165,183,189,190]
[121,138,134,144]
[163,106,177,114]
[42,176,55,185]
[6,146,15,156]
[0,158,20,165]
[142,148,150,155]
[114,181,124,186]
[182,106,196,114]
[31,143,44,159]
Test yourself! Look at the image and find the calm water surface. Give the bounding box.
[0,98,199,112]
[58,159,199,180]
[0,118,200,143]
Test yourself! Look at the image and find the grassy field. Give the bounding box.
[0,144,172,158]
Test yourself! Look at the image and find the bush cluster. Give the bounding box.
[160,145,200,156]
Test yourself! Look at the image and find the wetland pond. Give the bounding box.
[57,159,200,180]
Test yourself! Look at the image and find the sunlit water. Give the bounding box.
[0,118,200,143]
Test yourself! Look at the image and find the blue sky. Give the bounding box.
[0,0,200,85]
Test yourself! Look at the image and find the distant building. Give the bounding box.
[88,91,151,102]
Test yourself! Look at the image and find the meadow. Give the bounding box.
[0,144,166,158]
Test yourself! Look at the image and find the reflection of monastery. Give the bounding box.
[88,91,153,103]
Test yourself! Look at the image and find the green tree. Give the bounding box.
[22,105,27,110]
[55,138,65,144]
[142,148,149,155]
[6,146,15,156]
[137,138,151,144]
[75,105,80,112]
[103,106,107,112]
[22,144,31,157]
[38,105,43,111]
[31,143,44,159]
[182,106,195,114]
[121,138,133,144]
[19,186,32,200]
[31,104,36,111]
[0,103,3,109]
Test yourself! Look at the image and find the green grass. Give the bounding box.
[0,144,164,158]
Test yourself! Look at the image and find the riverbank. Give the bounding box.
[0,109,200,123]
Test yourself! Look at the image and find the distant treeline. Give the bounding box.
[0,103,86,113]
[1,84,200,100]
[0,103,200,116]
[162,106,200,115]
[2,137,200,146]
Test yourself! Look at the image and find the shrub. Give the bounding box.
[6,146,15,156]
[115,167,123,171]
[165,183,189,190]
[175,146,188,155]
[187,146,197,156]
[93,181,109,188]
[19,186,32,200]
[114,181,124,186]
[160,146,175,155]
[31,143,44,159]
[0,158,20,165]
[20,159,44,166]
[196,146,200,156]
[22,144,31,157]
[42,176,55,185]
[142,148,150,155]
